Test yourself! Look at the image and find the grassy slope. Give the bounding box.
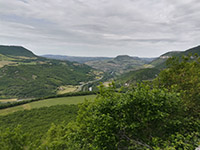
[0,95,96,115]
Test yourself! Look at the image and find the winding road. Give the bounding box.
[77,76,104,91]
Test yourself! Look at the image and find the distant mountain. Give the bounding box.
[42,54,155,76]
[113,55,138,61]
[85,55,155,75]
[42,55,112,63]
[140,57,155,62]
[0,45,100,99]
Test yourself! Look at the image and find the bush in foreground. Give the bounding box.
[41,83,200,149]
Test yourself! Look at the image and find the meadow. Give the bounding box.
[0,95,96,115]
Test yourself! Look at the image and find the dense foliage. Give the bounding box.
[155,54,200,114]
[0,105,78,149]
[38,83,199,149]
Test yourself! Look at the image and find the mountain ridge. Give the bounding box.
[42,54,112,63]
[150,45,200,68]
[0,45,36,57]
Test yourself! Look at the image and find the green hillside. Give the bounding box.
[180,45,200,56]
[0,45,100,99]
[117,68,160,84]
[0,45,36,57]
[117,45,200,85]
[150,45,200,68]
[150,51,181,67]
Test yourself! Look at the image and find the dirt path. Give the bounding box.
[23,104,31,110]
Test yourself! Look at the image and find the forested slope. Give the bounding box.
[0,45,99,98]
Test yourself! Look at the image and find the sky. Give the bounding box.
[0,0,200,57]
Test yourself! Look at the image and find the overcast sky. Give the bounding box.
[0,0,200,57]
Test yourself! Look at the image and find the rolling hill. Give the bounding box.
[180,45,200,56]
[85,55,153,75]
[150,45,200,68]
[150,51,181,68]
[117,45,200,85]
[43,54,155,75]
[0,45,101,99]
[117,68,160,84]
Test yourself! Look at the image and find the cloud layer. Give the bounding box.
[0,0,200,57]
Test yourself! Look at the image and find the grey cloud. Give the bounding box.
[118,38,179,43]
[0,0,199,57]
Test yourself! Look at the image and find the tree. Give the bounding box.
[0,126,28,150]
[39,123,68,150]
[154,54,200,114]
[57,83,194,150]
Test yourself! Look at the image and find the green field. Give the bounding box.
[0,95,96,115]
